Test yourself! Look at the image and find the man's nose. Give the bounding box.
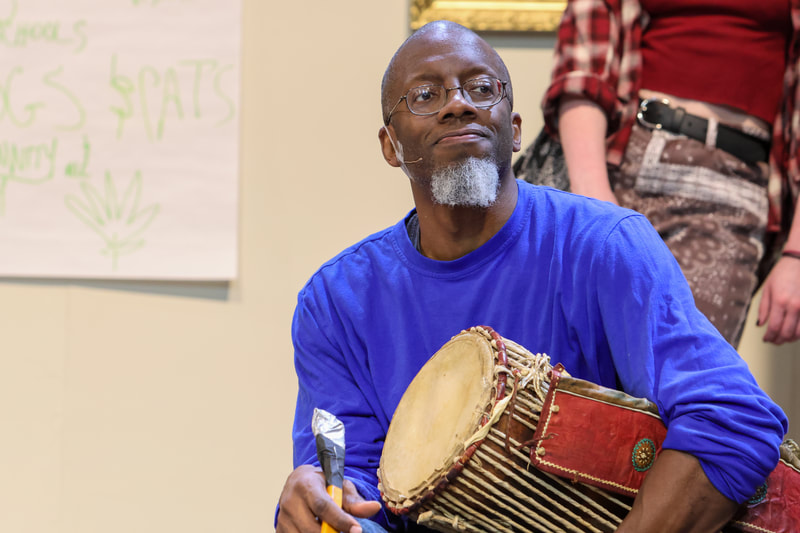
[437,86,477,118]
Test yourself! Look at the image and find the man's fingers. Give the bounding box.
[275,505,319,533]
[278,467,379,532]
[309,492,360,533]
[349,500,382,519]
[276,467,326,533]
[341,479,382,519]
[277,465,364,533]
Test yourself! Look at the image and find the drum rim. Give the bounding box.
[378,325,513,515]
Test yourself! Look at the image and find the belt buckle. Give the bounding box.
[637,97,671,129]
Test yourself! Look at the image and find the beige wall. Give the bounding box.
[1,1,797,532]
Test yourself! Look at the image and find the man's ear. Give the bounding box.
[378,125,402,168]
[511,112,522,153]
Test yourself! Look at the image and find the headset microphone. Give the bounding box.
[383,125,422,164]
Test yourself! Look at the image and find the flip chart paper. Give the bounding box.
[0,0,241,280]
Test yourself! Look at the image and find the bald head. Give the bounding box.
[381,21,513,124]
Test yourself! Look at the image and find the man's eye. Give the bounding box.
[413,89,435,102]
[468,81,494,97]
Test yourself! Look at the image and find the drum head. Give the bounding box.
[380,330,495,504]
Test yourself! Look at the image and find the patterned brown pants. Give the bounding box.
[610,123,770,347]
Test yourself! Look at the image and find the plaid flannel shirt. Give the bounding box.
[542,0,800,233]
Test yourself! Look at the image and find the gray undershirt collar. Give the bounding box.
[405,212,422,252]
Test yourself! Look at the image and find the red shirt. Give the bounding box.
[640,0,791,123]
[542,0,800,232]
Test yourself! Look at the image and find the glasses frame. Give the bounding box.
[385,77,508,125]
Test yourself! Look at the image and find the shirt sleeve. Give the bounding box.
[286,279,398,530]
[593,215,788,504]
[542,0,628,139]
[768,13,800,232]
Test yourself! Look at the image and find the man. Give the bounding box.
[276,21,787,533]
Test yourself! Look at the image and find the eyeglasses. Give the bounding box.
[385,77,508,125]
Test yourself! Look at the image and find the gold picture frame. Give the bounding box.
[411,0,566,32]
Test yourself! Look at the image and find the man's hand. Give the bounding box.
[616,449,738,533]
[276,465,382,533]
[758,256,800,345]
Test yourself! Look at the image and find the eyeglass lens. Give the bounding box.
[407,78,503,115]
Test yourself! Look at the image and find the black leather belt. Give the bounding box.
[636,98,770,165]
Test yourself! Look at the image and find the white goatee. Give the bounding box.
[430,157,500,207]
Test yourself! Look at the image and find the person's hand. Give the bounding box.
[276,465,382,533]
[757,256,800,345]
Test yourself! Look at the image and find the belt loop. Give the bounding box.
[705,117,719,150]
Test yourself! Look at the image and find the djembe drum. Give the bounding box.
[378,326,800,533]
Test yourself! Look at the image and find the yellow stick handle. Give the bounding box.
[320,485,343,533]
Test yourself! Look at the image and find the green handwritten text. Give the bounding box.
[0,137,58,214]
[1,65,87,130]
[110,55,236,141]
[0,1,88,53]
[64,135,91,179]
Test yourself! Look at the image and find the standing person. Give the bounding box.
[515,0,800,348]
[276,20,787,533]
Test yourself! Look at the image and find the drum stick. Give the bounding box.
[312,408,346,533]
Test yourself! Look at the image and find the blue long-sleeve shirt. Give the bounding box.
[289,180,787,530]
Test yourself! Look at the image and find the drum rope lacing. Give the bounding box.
[462,326,553,451]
